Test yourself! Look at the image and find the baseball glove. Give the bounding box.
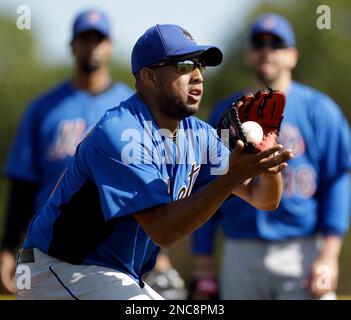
[217,89,286,153]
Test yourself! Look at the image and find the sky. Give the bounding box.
[0,0,257,66]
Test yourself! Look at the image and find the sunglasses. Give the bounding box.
[251,39,287,50]
[148,60,206,74]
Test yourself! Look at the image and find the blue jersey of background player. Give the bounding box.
[0,9,133,293]
[191,14,351,300]
[16,24,293,300]
[6,79,132,213]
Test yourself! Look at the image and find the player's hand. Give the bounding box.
[309,255,339,299]
[0,250,16,293]
[226,140,293,184]
[217,89,285,153]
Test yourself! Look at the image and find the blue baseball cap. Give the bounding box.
[250,14,295,47]
[131,24,223,75]
[72,9,110,39]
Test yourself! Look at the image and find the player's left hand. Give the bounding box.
[309,255,339,299]
[217,89,286,153]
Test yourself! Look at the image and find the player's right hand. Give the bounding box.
[0,250,16,293]
[227,140,293,184]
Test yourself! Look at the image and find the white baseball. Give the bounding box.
[241,121,263,144]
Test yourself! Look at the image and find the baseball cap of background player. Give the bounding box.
[131,24,223,75]
[250,13,295,48]
[72,9,110,39]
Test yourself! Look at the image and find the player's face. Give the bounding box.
[151,60,204,120]
[245,33,298,82]
[71,30,112,74]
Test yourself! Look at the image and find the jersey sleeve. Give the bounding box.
[4,101,39,182]
[316,96,351,236]
[83,118,171,221]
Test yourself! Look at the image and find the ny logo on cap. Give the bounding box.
[181,27,195,42]
[87,12,101,24]
[262,16,277,30]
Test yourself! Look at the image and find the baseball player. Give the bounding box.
[191,14,351,300]
[0,8,133,293]
[15,23,293,300]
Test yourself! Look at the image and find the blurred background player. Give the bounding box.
[191,13,351,300]
[0,8,133,293]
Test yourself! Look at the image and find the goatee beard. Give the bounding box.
[159,97,197,120]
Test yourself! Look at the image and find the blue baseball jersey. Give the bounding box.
[4,80,133,212]
[193,81,351,255]
[23,94,229,285]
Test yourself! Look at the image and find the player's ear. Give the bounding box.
[138,68,157,88]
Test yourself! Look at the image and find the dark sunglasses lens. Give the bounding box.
[177,61,194,73]
[252,40,286,50]
[176,61,205,73]
[198,64,205,73]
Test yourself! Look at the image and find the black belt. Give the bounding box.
[16,248,35,265]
